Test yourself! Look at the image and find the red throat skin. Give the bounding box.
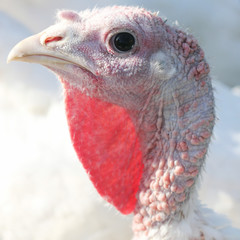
[63,82,144,214]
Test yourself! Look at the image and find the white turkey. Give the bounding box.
[7,6,240,240]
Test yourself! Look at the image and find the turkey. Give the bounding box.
[7,6,240,240]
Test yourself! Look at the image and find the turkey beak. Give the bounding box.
[7,33,63,65]
[7,32,91,73]
[7,33,42,64]
[7,33,71,66]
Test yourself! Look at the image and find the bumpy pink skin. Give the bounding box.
[131,22,214,237]
[24,6,215,239]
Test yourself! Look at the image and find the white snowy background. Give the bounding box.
[0,0,240,239]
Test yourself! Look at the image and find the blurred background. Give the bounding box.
[0,0,240,239]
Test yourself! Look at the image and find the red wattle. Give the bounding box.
[64,84,143,214]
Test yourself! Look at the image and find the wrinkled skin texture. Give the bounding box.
[8,6,226,240]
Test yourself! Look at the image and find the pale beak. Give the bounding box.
[7,32,90,72]
[8,33,43,63]
[7,32,74,67]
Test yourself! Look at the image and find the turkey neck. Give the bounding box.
[129,73,215,237]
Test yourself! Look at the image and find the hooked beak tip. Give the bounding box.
[7,49,23,63]
[7,33,42,64]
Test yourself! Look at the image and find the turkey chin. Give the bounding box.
[47,64,100,97]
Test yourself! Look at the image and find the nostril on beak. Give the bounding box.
[44,36,63,45]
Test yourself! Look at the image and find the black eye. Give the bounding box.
[112,32,136,52]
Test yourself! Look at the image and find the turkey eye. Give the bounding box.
[112,32,135,52]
